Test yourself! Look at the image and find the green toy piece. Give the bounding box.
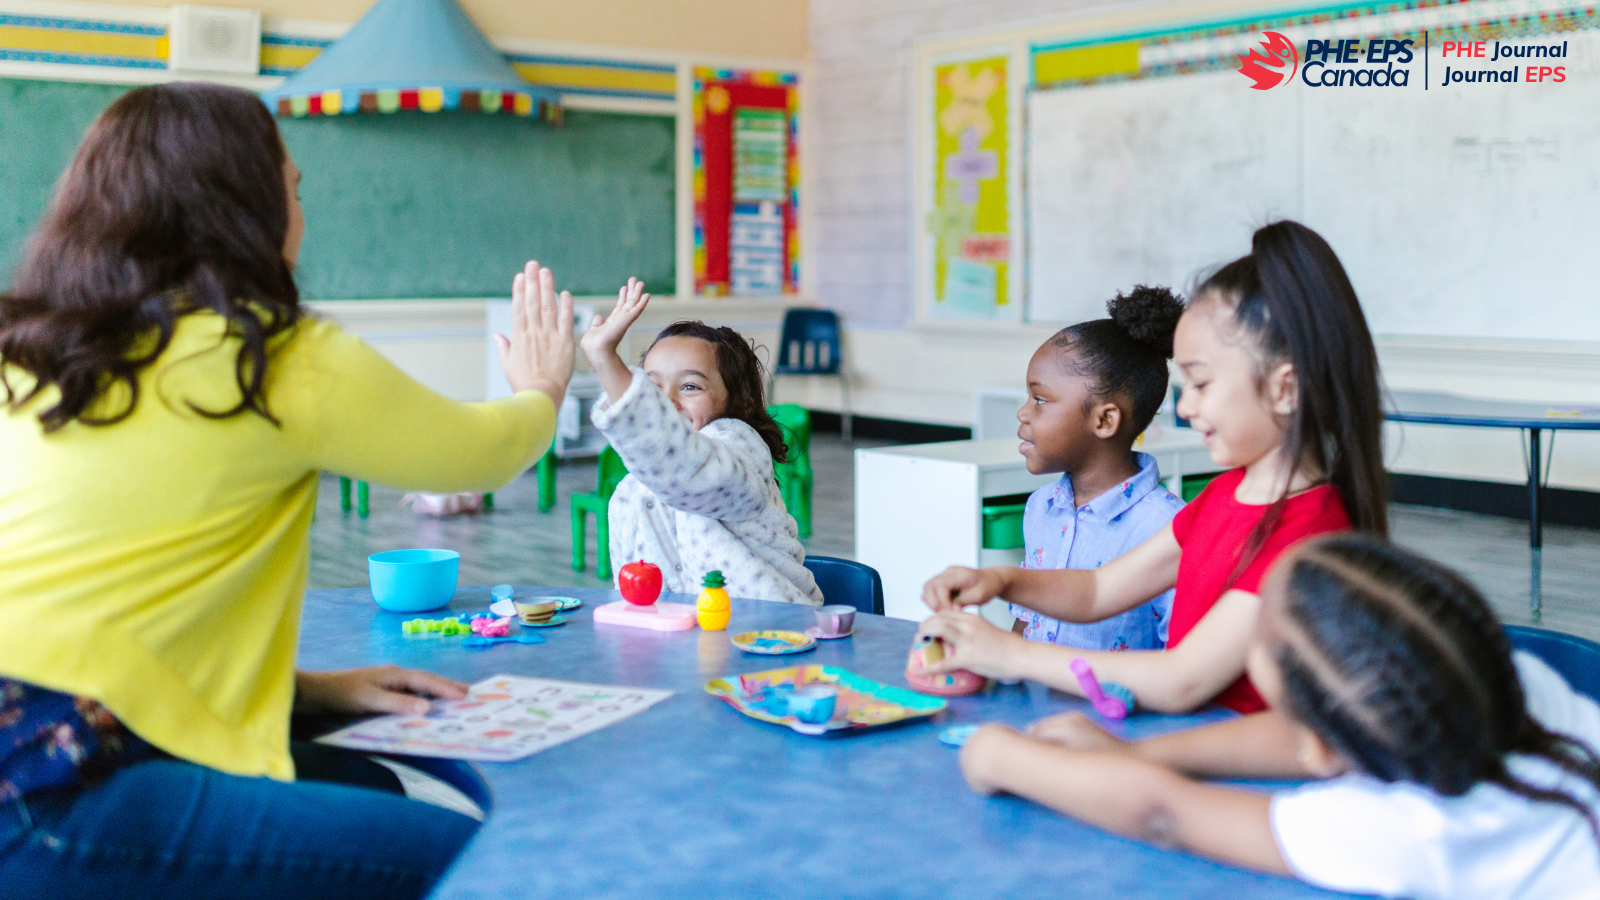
[702,570,726,589]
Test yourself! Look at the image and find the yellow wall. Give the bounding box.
[82,0,810,59]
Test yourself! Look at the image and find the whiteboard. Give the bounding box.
[1026,31,1600,340]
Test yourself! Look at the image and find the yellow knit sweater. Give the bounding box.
[0,312,555,780]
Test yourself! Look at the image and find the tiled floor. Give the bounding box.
[310,434,1600,642]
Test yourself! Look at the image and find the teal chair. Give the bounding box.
[570,447,629,580]
[768,404,813,538]
[338,478,494,518]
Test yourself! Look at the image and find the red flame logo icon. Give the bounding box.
[1238,32,1298,90]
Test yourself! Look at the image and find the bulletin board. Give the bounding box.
[926,55,1012,320]
[692,67,801,296]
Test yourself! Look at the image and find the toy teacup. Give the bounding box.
[513,598,561,624]
[904,636,988,697]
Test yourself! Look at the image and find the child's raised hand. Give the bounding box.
[916,610,1026,680]
[922,565,1006,612]
[1027,712,1130,753]
[580,277,651,365]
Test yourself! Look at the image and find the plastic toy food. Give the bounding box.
[696,570,731,631]
[618,560,663,606]
[904,635,988,697]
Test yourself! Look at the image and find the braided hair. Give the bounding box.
[1271,534,1600,841]
[1048,284,1184,438]
[645,320,788,463]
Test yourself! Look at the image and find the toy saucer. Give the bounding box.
[731,630,816,655]
[804,626,853,641]
[521,614,569,628]
[490,596,581,618]
[939,724,981,748]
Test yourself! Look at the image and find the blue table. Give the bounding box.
[1387,390,1600,617]
[299,586,1351,900]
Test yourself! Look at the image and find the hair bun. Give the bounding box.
[1107,285,1184,357]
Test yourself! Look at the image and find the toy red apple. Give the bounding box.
[618,560,663,606]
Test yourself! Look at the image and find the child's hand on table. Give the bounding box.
[958,723,1025,795]
[916,610,1028,680]
[921,565,1008,613]
[494,260,575,406]
[1027,712,1130,753]
[295,666,469,716]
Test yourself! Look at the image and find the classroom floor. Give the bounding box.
[308,434,1600,643]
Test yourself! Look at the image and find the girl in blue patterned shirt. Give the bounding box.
[1005,286,1186,652]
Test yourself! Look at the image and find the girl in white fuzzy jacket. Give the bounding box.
[581,279,822,606]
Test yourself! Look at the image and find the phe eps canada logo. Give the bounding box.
[1237,32,1299,90]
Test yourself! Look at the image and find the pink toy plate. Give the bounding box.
[705,665,947,737]
[593,600,697,632]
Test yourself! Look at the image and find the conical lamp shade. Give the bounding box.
[260,0,559,120]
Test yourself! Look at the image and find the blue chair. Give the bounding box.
[1506,625,1600,701]
[803,556,883,615]
[770,309,852,440]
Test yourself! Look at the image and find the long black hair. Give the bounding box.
[1,82,300,432]
[1195,221,1387,576]
[1048,284,1184,438]
[1273,534,1600,841]
[647,320,788,463]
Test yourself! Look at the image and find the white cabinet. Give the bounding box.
[856,428,1222,622]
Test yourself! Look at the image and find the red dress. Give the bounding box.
[1168,468,1352,713]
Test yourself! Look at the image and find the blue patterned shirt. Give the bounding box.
[1008,452,1183,651]
[0,679,151,801]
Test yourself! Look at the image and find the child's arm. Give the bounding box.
[960,725,1290,875]
[580,278,651,404]
[1028,710,1320,781]
[917,587,1261,714]
[923,524,1181,623]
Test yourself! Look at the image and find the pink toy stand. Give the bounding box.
[593,600,698,632]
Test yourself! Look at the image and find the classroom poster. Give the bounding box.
[929,56,1009,319]
[693,67,801,297]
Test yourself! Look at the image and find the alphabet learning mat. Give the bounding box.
[317,675,674,761]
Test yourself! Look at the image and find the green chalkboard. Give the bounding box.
[0,77,675,298]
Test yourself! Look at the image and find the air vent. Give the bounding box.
[168,5,261,75]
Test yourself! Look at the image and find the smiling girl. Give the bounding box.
[581,279,821,605]
[918,220,1387,714]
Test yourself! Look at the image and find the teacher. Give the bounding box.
[0,83,573,898]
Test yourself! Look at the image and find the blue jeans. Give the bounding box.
[0,743,479,900]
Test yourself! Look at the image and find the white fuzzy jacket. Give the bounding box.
[590,369,822,606]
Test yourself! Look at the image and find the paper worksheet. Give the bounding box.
[317,675,674,761]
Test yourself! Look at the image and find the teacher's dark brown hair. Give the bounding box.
[1,82,300,432]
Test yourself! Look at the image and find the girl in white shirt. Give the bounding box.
[580,279,821,606]
[957,533,1600,900]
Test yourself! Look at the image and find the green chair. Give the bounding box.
[337,478,494,518]
[768,404,813,538]
[570,447,629,580]
[535,448,557,513]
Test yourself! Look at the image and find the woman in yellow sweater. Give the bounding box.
[0,84,571,898]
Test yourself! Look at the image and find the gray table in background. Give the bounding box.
[299,586,1354,900]
[1387,390,1600,617]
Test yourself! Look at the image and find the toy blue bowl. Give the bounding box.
[369,549,460,613]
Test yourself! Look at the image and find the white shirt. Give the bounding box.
[1272,652,1600,900]
[590,368,821,606]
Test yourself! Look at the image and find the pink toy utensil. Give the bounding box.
[1070,658,1129,719]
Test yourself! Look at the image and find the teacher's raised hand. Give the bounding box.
[494,260,576,407]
